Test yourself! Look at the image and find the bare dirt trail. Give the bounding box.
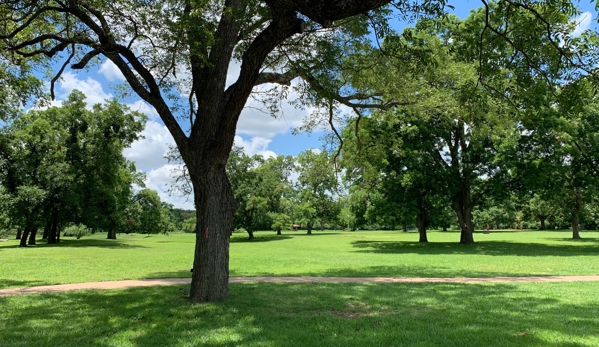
[2,275,599,297]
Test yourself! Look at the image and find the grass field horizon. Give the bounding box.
[1,229,598,290]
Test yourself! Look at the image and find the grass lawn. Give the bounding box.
[1,230,598,346]
[1,230,598,289]
[1,281,598,346]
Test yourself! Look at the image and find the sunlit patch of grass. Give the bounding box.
[1,230,598,289]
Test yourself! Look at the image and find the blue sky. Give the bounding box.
[43,1,596,209]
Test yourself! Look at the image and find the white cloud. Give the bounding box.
[55,71,112,105]
[144,164,194,209]
[572,11,592,37]
[237,89,310,138]
[234,135,276,158]
[124,120,175,171]
[127,100,160,120]
[99,60,126,82]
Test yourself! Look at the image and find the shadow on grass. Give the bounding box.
[546,237,599,243]
[0,282,596,347]
[37,238,148,249]
[231,235,293,243]
[351,240,599,257]
[0,279,49,290]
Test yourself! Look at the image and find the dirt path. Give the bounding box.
[2,275,599,297]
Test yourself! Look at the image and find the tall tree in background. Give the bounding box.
[2,0,596,301]
[0,91,144,244]
[294,150,339,234]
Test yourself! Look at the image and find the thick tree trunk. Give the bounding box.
[16,228,21,240]
[306,221,312,235]
[539,216,546,230]
[107,229,117,239]
[276,229,282,235]
[402,222,407,232]
[189,166,238,303]
[452,198,474,245]
[27,228,37,245]
[246,229,254,240]
[19,227,30,247]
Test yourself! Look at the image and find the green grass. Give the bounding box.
[2,230,598,346]
[1,281,598,346]
[1,230,598,289]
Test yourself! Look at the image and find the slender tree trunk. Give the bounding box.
[571,209,581,240]
[319,220,324,231]
[20,227,30,247]
[189,166,238,303]
[306,221,312,235]
[571,188,582,239]
[402,222,407,232]
[42,221,50,240]
[48,209,58,244]
[16,228,21,240]
[28,228,37,245]
[416,213,428,243]
[107,229,117,239]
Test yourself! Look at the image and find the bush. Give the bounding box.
[63,224,91,239]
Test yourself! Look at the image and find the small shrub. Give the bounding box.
[63,224,91,239]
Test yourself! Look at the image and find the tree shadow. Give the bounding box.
[545,237,599,243]
[231,235,293,243]
[0,279,48,289]
[310,265,521,278]
[351,240,599,257]
[39,238,148,249]
[0,282,596,346]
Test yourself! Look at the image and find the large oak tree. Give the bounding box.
[2,0,594,301]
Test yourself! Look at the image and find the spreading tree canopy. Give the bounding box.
[2,0,596,302]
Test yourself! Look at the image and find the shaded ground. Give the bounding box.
[2,275,599,297]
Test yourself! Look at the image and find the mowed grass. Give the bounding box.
[1,281,598,347]
[1,230,599,346]
[1,230,598,289]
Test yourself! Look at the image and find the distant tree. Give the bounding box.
[294,150,339,234]
[0,90,144,244]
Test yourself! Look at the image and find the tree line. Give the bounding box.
[0,91,193,245]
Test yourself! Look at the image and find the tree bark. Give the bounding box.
[276,229,282,235]
[571,209,581,240]
[319,220,324,231]
[15,228,21,240]
[48,209,58,244]
[452,196,474,244]
[571,188,582,239]
[246,229,254,240]
[42,221,50,240]
[306,221,312,235]
[539,216,546,230]
[189,166,238,303]
[27,228,37,245]
[19,227,30,247]
[416,213,428,243]
[107,229,117,239]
